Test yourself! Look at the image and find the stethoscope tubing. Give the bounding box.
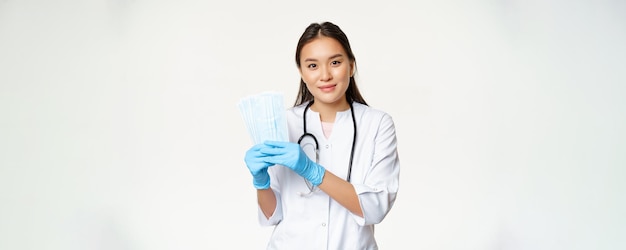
[297,100,356,182]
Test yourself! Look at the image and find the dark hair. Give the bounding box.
[293,22,368,107]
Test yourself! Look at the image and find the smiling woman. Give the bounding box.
[2,1,624,249]
[242,21,401,250]
[298,36,354,121]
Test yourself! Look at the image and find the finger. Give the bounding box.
[254,155,275,164]
[259,146,289,156]
[248,144,275,156]
[259,155,283,166]
[263,140,289,148]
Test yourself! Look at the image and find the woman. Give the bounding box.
[244,21,400,250]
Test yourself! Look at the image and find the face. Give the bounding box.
[299,36,354,109]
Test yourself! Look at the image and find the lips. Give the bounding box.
[319,84,336,92]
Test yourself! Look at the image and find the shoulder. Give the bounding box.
[353,102,394,123]
[286,102,308,118]
[353,102,398,141]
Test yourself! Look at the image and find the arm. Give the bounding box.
[352,113,400,224]
[257,188,277,219]
[318,171,363,217]
[260,141,364,217]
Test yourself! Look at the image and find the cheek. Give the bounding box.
[300,73,313,89]
[300,71,317,84]
[334,68,351,80]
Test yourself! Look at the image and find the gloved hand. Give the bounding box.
[244,144,273,189]
[261,140,326,186]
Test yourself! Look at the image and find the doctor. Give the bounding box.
[244,21,400,250]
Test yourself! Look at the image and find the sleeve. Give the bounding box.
[352,113,400,226]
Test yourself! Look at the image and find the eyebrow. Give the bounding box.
[303,53,344,62]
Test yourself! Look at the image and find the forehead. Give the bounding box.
[300,36,346,59]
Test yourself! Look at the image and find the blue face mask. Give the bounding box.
[238,91,289,144]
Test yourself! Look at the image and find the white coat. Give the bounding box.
[258,101,400,250]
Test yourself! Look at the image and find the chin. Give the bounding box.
[315,94,346,105]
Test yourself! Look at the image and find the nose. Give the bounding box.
[320,66,333,82]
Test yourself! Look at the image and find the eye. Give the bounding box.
[331,60,341,66]
[307,63,317,69]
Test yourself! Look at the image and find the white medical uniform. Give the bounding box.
[258,102,400,250]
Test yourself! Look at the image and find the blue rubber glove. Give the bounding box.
[260,140,326,186]
[244,144,273,189]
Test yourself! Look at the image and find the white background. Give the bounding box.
[1,0,625,249]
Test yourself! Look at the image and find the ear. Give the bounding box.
[350,61,356,77]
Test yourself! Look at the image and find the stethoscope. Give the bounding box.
[297,100,357,195]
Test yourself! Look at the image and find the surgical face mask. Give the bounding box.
[237,91,289,144]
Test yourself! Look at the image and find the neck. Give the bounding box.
[310,99,350,123]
